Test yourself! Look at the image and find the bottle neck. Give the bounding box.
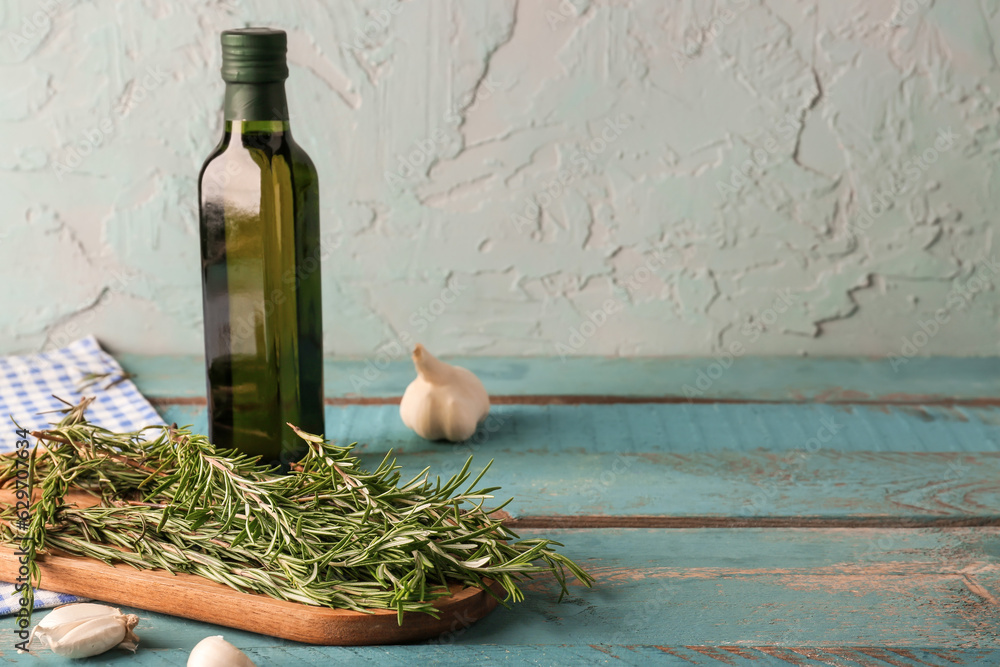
[225,120,290,136]
[223,81,288,121]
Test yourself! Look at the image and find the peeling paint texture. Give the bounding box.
[1,0,998,357]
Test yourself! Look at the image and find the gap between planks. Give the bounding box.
[503,516,1000,529]
[150,395,1000,407]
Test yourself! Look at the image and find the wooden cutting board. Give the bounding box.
[0,490,503,645]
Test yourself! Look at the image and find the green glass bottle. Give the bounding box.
[198,28,324,467]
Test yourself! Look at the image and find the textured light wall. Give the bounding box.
[1,0,998,358]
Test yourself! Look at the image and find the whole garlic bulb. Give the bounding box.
[31,602,139,658]
[400,344,490,441]
[188,635,257,667]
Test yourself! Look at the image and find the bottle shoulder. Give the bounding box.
[287,137,317,173]
[198,131,318,197]
[284,136,319,189]
[198,137,230,179]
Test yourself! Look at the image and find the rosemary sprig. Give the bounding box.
[75,372,134,393]
[1,401,593,623]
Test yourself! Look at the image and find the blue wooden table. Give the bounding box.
[9,356,1000,665]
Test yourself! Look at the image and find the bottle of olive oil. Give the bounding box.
[198,28,324,467]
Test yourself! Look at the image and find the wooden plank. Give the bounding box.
[156,403,1000,522]
[5,528,1000,663]
[159,403,1000,454]
[4,644,997,665]
[442,527,1000,648]
[117,354,1000,402]
[4,644,996,665]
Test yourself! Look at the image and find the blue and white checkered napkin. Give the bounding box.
[0,336,165,613]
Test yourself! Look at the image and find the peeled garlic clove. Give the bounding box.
[400,344,490,442]
[188,635,257,667]
[31,603,139,658]
[34,602,124,632]
[46,616,130,659]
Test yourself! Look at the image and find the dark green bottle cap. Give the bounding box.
[221,28,288,83]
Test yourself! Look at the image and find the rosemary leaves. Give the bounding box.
[1,402,593,623]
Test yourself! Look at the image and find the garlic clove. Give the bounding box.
[188,635,257,667]
[31,603,139,658]
[400,344,490,442]
[34,602,123,632]
[46,616,128,659]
